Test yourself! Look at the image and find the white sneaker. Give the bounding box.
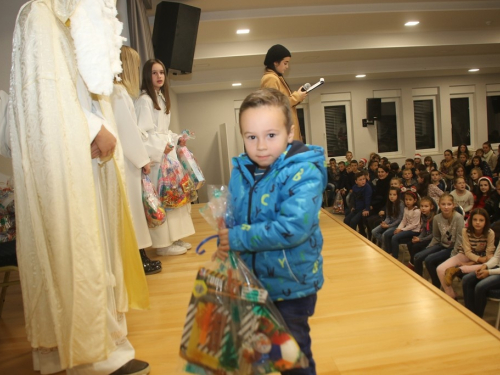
[174,240,192,250]
[156,244,187,256]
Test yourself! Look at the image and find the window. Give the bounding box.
[297,107,307,144]
[414,98,437,150]
[324,105,349,157]
[450,95,472,147]
[376,100,399,153]
[487,94,500,143]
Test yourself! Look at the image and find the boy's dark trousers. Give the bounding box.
[274,294,317,375]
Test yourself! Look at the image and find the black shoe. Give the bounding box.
[139,249,162,275]
[110,359,150,375]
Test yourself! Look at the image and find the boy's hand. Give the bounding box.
[362,210,369,217]
[212,228,230,261]
[381,222,388,228]
[394,229,402,234]
[412,236,420,243]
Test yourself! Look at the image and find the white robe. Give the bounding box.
[134,92,194,247]
[8,0,148,371]
[110,84,152,249]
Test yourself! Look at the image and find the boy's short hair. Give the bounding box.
[405,158,415,165]
[354,171,365,180]
[416,164,426,172]
[350,160,358,165]
[403,168,413,175]
[338,161,345,166]
[346,151,353,156]
[391,176,402,184]
[390,162,399,171]
[239,88,293,133]
[329,158,336,162]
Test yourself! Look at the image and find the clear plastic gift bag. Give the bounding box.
[177,130,205,190]
[332,190,344,214]
[141,173,166,228]
[180,186,308,375]
[157,152,197,209]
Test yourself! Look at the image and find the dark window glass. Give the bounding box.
[324,105,348,157]
[487,95,500,143]
[377,101,398,153]
[414,99,436,150]
[297,108,306,144]
[450,97,471,147]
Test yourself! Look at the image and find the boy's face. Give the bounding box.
[240,105,293,169]
[403,170,412,180]
[358,160,365,169]
[390,180,401,188]
[346,165,352,173]
[330,160,336,169]
[346,152,353,161]
[414,158,421,165]
[370,162,379,171]
[339,163,345,171]
[350,162,358,172]
[355,175,366,187]
[405,161,413,170]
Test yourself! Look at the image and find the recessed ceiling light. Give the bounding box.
[236,29,249,34]
[468,68,480,72]
[405,21,420,26]
[356,74,366,78]
[232,83,242,87]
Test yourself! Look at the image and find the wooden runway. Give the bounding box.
[1,206,500,374]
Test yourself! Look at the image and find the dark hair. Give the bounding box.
[475,177,494,205]
[264,44,291,72]
[483,142,492,150]
[368,159,379,169]
[405,158,414,164]
[141,59,170,114]
[456,144,470,156]
[378,164,390,174]
[466,208,490,236]
[404,190,419,207]
[386,187,402,218]
[472,155,482,166]
[453,164,465,179]
[338,161,345,166]
[444,149,453,156]
[355,171,365,181]
[239,88,293,133]
[329,158,336,162]
[416,164,426,172]
[351,160,358,165]
[417,171,430,197]
[390,162,399,172]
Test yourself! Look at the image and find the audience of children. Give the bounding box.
[331,146,500,327]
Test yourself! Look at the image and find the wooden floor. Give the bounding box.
[2,205,500,374]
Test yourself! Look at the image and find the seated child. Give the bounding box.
[371,187,404,247]
[472,176,494,211]
[402,168,417,189]
[424,156,437,172]
[485,179,500,223]
[384,191,421,258]
[438,208,495,299]
[450,177,474,216]
[344,172,372,232]
[407,196,436,269]
[431,169,446,192]
[215,88,326,373]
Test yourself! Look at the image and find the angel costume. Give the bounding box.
[135,91,195,251]
[8,0,149,373]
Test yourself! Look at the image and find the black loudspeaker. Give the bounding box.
[152,1,201,74]
[366,98,382,121]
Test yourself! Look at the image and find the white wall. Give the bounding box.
[177,73,500,202]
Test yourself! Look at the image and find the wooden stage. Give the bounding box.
[1,205,500,374]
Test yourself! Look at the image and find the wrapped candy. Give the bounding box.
[141,174,166,228]
[180,185,308,374]
[177,130,205,190]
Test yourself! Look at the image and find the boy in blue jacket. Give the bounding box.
[214,88,326,375]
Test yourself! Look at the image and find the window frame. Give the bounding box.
[449,92,476,149]
[375,97,402,158]
[321,99,353,159]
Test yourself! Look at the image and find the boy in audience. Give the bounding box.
[347,160,359,192]
[415,164,426,178]
[431,169,446,192]
[404,158,416,176]
[368,159,379,181]
[344,172,372,232]
[346,150,353,163]
[402,168,417,189]
[390,162,401,177]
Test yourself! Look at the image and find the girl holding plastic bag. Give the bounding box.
[135,59,194,256]
[111,46,161,274]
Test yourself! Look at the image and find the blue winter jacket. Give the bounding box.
[228,141,327,301]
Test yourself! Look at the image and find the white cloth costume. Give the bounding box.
[111,84,152,249]
[134,92,195,247]
[8,0,148,373]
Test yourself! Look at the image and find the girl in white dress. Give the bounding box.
[111,46,161,274]
[135,59,195,256]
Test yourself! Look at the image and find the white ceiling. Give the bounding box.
[146,0,500,94]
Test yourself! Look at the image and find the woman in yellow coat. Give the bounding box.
[261,44,308,141]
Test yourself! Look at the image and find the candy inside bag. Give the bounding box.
[180,185,308,374]
[157,153,197,209]
[141,174,166,228]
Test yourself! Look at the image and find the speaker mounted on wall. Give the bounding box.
[366,98,382,121]
[152,1,201,74]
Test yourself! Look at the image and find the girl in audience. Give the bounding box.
[407,196,436,269]
[417,171,443,202]
[472,176,494,211]
[450,177,474,216]
[485,179,500,223]
[384,191,421,258]
[457,152,470,169]
[453,164,468,187]
[413,194,464,284]
[424,156,437,172]
[371,187,404,247]
[462,242,500,318]
[471,155,492,178]
[430,169,446,192]
[364,165,392,239]
[135,59,195,256]
[469,167,483,194]
[437,208,495,299]
[454,144,473,159]
[439,149,458,189]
